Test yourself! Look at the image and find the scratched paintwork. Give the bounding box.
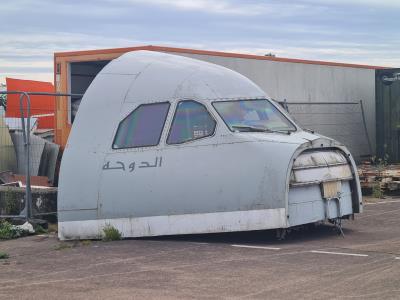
[57,51,362,240]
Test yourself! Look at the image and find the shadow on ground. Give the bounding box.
[136,222,354,246]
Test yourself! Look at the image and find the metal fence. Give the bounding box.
[0,91,80,221]
[279,100,372,161]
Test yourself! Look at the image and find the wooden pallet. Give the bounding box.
[358,162,400,195]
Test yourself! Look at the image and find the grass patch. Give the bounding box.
[54,243,73,251]
[372,184,384,199]
[47,223,58,233]
[34,224,48,234]
[102,224,122,242]
[0,252,9,259]
[80,240,92,246]
[0,220,29,240]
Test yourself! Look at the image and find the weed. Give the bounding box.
[47,223,58,233]
[80,240,92,246]
[102,224,122,242]
[372,184,384,199]
[0,220,28,240]
[54,243,72,251]
[34,225,48,234]
[0,252,9,259]
[371,154,389,171]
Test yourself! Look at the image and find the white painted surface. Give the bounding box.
[231,245,281,250]
[310,250,368,257]
[58,208,286,240]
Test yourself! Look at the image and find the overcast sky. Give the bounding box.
[1,0,399,84]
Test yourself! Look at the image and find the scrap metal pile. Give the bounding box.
[358,162,400,195]
[0,109,59,188]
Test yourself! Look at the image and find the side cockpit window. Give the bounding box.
[113,102,170,149]
[167,100,216,144]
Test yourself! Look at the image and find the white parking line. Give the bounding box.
[310,250,368,257]
[231,244,281,250]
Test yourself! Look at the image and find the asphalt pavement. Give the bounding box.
[1,197,400,299]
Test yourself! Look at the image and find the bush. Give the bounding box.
[0,252,9,259]
[0,220,29,240]
[102,224,122,241]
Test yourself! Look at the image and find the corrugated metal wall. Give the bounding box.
[376,68,400,162]
[170,52,376,160]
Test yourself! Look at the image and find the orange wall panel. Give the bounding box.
[37,115,54,129]
[6,78,55,117]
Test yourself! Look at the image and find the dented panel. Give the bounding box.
[291,150,353,185]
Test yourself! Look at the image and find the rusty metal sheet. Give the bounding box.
[322,181,342,198]
[0,171,50,187]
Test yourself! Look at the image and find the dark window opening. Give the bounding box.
[70,60,110,123]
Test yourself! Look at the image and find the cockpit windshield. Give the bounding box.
[212,99,296,133]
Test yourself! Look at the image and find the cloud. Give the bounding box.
[2,32,398,85]
[0,0,399,84]
[223,44,400,67]
[312,0,400,7]
[0,31,208,83]
[114,0,272,15]
[0,72,53,84]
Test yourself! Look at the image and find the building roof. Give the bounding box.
[54,45,386,70]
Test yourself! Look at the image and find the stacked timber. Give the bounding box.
[358,162,400,195]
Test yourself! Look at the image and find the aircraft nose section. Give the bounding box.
[287,146,361,227]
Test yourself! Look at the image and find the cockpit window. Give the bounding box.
[113,102,170,149]
[212,99,296,133]
[167,100,216,144]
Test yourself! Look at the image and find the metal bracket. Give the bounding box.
[333,217,345,237]
[324,196,345,237]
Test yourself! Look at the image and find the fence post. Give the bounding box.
[18,92,32,220]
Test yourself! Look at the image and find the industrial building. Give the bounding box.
[54,45,384,160]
